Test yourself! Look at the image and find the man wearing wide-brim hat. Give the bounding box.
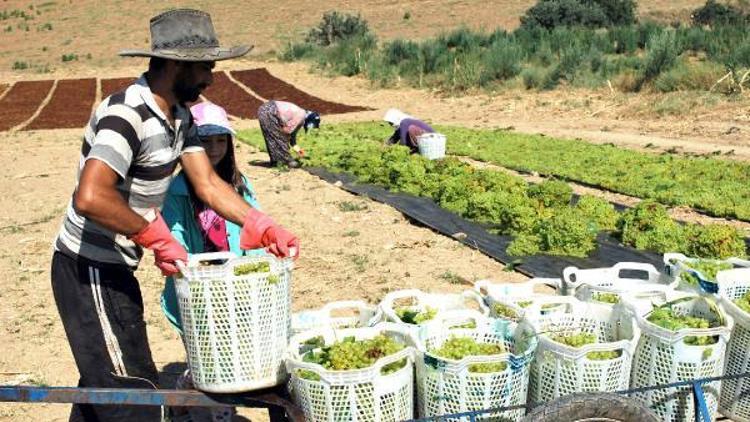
[50,9,299,421]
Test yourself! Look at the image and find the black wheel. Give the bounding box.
[523,393,659,422]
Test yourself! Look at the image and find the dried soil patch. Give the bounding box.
[0,80,53,131]
[232,68,370,114]
[25,78,96,130]
[202,71,262,119]
[100,77,135,99]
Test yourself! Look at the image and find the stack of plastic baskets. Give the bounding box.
[664,252,750,295]
[527,296,639,404]
[286,323,415,422]
[717,268,750,421]
[630,291,732,421]
[414,310,537,421]
[416,132,446,160]
[474,278,562,322]
[379,289,489,332]
[562,262,676,316]
[175,252,293,392]
[291,300,381,336]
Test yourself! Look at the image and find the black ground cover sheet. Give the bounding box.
[305,167,663,278]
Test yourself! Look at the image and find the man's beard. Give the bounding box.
[173,77,205,103]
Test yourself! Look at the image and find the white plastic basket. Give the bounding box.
[629,291,733,422]
[417,132,446,160]
[563,263,677,316]
[664,252,750,295]
[292,301,382,337]
[175,252,292,393]
[474,278,562,322]
[527,296,639,404]
[286,323,416,422]
[379,289,489,331]
[717,268,750,421]
[414,310,537,421]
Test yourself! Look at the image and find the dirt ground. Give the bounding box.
[0,129,525,421]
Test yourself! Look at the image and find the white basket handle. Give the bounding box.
[321,300,370,315]
[663,252,688,274]
[461,290,490,315]
[728,257,750,267]
[186,251,238,266]
[380,289,423,322]
[546,338,634,360]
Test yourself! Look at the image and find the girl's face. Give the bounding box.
[201,134,229,167]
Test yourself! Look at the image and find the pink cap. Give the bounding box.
[190,102,235,135]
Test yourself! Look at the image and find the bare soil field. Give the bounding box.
[25,77,95,129]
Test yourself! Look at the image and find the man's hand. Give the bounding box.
[130,210,188,275]
[240,209,299,259]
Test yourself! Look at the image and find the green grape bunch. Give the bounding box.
[550,331,620,360]
[678,260,732,286]
[591,292,620,304]
[734,291,750,314]
[493,303,519,320]
[233,262,271,276]
[395,306,437,324]
[647,306,718,345]
[299,334,408,380]
[429,336,507,373]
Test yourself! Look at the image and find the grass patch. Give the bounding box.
[337,200,368,212]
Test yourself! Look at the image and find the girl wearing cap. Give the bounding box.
[160,102,261,421]
[384,108,435,153]
[257,100,321,168]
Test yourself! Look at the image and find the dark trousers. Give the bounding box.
[258,101,295,166]
[51,251,162,422]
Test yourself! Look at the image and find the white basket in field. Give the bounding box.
[175,252,292,393]
[292,301,381,337]
[664,252,750,295]
[717,268,750,421]
[630,291,733,422]
[417,132,446,160]
[414,310,537,421]
[379,289,489,332]
[527,296,639,404]
[474,278,563,322]
[286,323,416,422]
[563,262,677,316]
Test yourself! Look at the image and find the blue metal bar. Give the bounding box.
[692,382,711,422]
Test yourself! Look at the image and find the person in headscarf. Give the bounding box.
[257,100,321,168]
[383,108,435,153]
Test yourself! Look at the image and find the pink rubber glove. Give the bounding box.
[130,211,188,276]
[240,209,299,259]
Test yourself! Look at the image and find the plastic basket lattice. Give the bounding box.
[286,323,415,422]
[563,262,676,316]
[175,252,292,393]
[415,310,537,421]
[474,278,562,322]
[291,300,381,337]
[417,132,446,160]
[527,296,639,404]
[630,291,732,422]
[717,269,750,421]
[379,289,489,334]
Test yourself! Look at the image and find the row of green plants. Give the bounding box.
[281,5,750,93]
[237,124,747,260]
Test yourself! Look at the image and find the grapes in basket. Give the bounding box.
[646,305,718,345]
[232,262,280,284]
[429,336,507,373]
[298,334,407,380]
[395,306,437,324]
[677,260,732,286]
[591,292,620,304]
[550,332,620,360]
[734,291,750,313]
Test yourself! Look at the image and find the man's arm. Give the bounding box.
[74,159,147,235]
[180,150,251,225]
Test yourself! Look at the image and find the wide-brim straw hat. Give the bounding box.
[119,9,251,62]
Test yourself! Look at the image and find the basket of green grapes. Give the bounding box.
[664,252,750,295]
[379,289,489,330]
[175,252,293,393]
[630,292,732,422]
[285,323,416,422]
[474,278,563,322]
[414,310,537,421]
[527,296,640,405]
[716,268,750,421]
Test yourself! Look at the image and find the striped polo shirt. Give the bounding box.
[55,74,204,268]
